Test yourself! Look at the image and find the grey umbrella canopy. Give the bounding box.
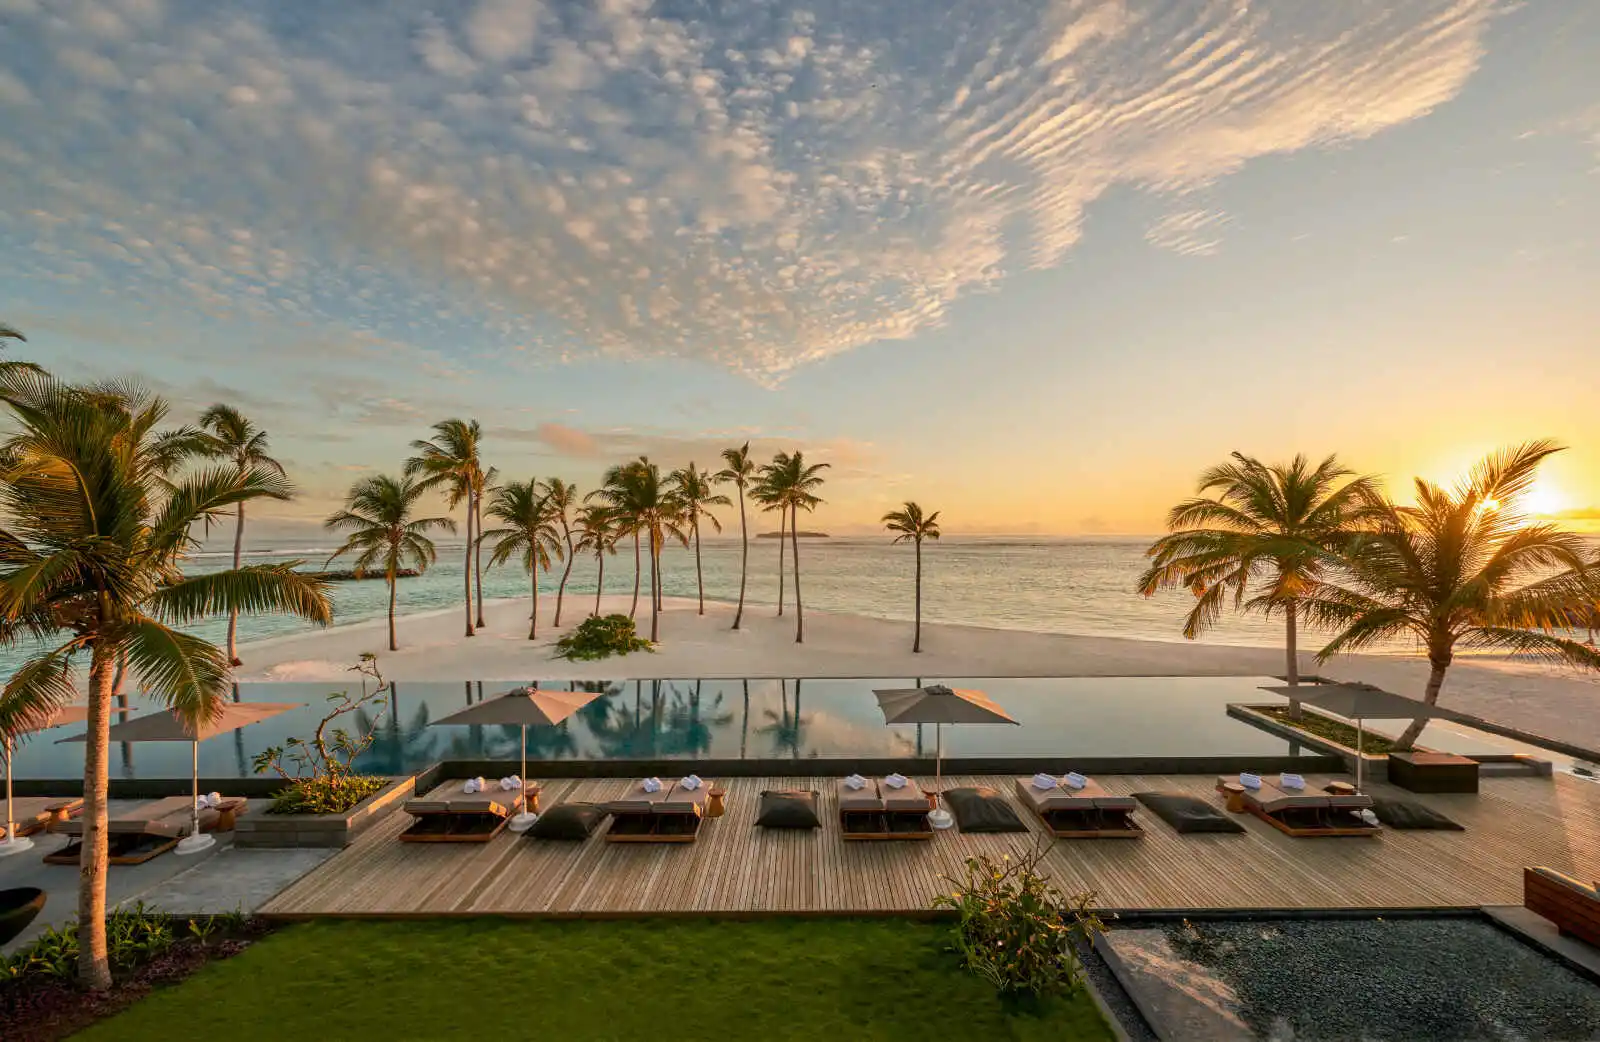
[1260,682,1448,791]
[872,684,1018,829]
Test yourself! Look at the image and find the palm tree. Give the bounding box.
[480,480,564,639]
[669,462,730,615]
[324,475,453,651]
[591,458,685,641]
[762,452,830,643]
[540,477,579,626]
[592,459,648,619]
[1137,453,1376,720]
[752,464,786,616]
[405,419,485,638]
[1301,441,1600,749]
[0,323,21,341]
[716,443,756,629]
[883,502,942,653]
[0,378,331,990]
[197,405,289,667]
[573,504,619,617]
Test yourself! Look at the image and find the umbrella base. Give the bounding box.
[0,835,35,858]
[928,808,955,830]
[175,833,216,857]
[508,812,539,833]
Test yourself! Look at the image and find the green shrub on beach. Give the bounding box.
[554,613,655,660]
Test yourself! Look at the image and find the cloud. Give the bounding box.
[1145,208,1230,256]
[0,0,1499,378]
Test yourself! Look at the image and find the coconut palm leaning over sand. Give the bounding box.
[1138,452,1376,720]
[0,377,332,990]
[324,474,454,652]
[539,477,579,626]
[481,479,565,639]
[761,451,830,643]
[883,501,942,653]
[716,442,757,630]
[669,461,730,616]
[574,503,620,617]
[197,404,288,667]
[405,418,488,638]
[1300,440,1600,750]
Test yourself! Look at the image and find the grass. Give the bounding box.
[77,919,1115,1042]
[1259,705,1396,755]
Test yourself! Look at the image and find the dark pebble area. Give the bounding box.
[1076,935,1159,1042]
[1160,917,1600,1041]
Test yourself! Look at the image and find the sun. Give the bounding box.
[1520,480,1565,517]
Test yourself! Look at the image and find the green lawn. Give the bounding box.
[79,919,1115,1042]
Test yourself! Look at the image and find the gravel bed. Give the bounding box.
[1075,934,1159,1042]
[1159,916,1600,1041]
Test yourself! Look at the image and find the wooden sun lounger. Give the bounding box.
[5,796,83,838]
[1215,777,1379,838]
[400,782,532,843]
[838,779,934,841]
[1014,778,1144,839]
[45,795,248,865]
[605,781,710,843]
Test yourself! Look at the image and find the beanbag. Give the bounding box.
[527,802,608,840]
[755,790,821,829]
[1133,792,1247,834]
[943,787,1028,833]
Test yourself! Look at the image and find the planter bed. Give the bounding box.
[232,777,414,849]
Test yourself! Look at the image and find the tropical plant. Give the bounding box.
[1300,441,1600,749]
[405,418,487,637]
[573,503,619,617]
[716,442,757,629]
[751,463,786,616]
[553,613,655,661]
[481,479,564,639]
[0,378,332,990]
[197,404,290,667]
[669,461,730,616]
[252,654,392,813]
[883,501,941,653]
[590,457,686,641]
[931,842,1105,998]
[1137,453,1376,719]
[323,474,453,651]
[760,451,830,643]
[539,477,579,626]
[591,459,646,618]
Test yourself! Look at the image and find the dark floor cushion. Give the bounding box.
[1133,792,1247,834]
[527,802,607,840]
[1369,797,1464,831]
[755,789,821,829]
[943,787,1028,833]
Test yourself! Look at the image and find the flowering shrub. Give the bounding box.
[931,840,1105,997]
[253,654,391,814]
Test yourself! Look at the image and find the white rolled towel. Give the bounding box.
[1031,772,1058,790]
[1278,772,1306,791]
[843,773,868,791]
[679,774,703,791]
[194,794,214,810]
[1063,772,1088,790]
[883,773,908,790]
[501,776,522,791]
[1359,809,1379,826]
[462,777,483,794]
[1239,772,1262,790]
[641,777,662,793]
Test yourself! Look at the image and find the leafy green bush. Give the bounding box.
[931,841,1105,997]
[254,653,392,814]
[3,902,174,982]
[554,613,655,660]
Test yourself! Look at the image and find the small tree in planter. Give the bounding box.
[251,654,393,814]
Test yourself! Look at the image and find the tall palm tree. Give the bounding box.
[405,419,485,638]
[1301,441,1600,749]
[591,457,685,641]
[1137,453,1376,720]
[0,378,332,990]
[883,502,941,653]
[324,475,452,651]
[763,452,830,643]
[669,462,730,615]
[573,503,619,617]
[0,323,21,341]
[716,443,756,629]
[197,405,289,667]
[540,477,579,626]
[752,461,786,616]
[592,459,648,619]
[481,480,564,639]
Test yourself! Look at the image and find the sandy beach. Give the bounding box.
[234,594,1600,750]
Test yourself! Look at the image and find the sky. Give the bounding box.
[1,0,1598,538]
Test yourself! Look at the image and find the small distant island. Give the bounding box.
[757,531,829,539]
[302,568,422,582]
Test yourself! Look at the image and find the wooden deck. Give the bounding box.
[259,772,1600,917]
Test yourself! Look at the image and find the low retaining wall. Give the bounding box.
[232,776,416,849]
[1227,703,1391,781]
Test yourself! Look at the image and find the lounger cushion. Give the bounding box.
[1133,792,1247,834]
[943,787,1028,833]
[528,803,608,840]
[755,790,821,829]
[879,782,931,813]
[836,780,883,813]
[1368,797,1464,831]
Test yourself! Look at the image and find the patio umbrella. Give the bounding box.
[59,702,302,855]
[430,686,601,832]
[872,684,1018,830]
[1,704,132,858]
[1260,682,1449,793]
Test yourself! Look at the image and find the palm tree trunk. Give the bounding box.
[1393,658,1449,751]
[1284,599,1301,721]
[733,488,748,629]
[473,493,486,629]
[913,537,923,653]
[78,643,116,991]
[649,529,660,642]
[776,506,786,616]
[555,522,575,626]
[630,530,641,618]
[594,550,605,616]
[387,573,398,651]
[694,517,705,614]
[529,566,539,640]
[226,501,244,667]
[740,679,750,759]
[791,503,804,643]
[462,505,475,637]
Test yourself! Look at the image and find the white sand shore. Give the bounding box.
[235,594,1600,750]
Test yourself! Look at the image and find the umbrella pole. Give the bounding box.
[1356,719,1364,794]
[0,735,32,855]
[929,722,953,830]
[177,738,216,855]
[510,722,537,832]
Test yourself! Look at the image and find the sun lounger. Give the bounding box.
[1014,777,1143,839]
[45,795,248,864]
[605,780,711,843]
[1215,776,1378,837]
[838,778,933,841]
[400,781,533,843]
[5,796,83,838]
